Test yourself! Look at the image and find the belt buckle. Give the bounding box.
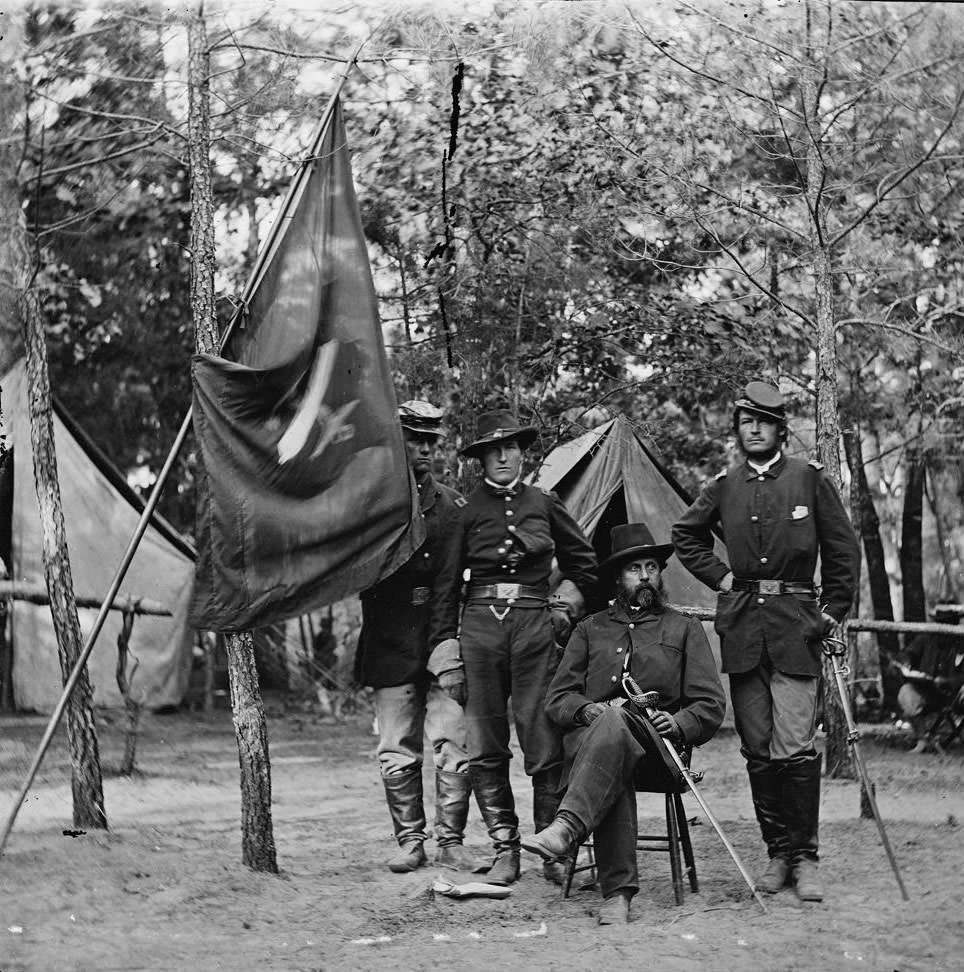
[411,586,430,605]
[494,582,521,600]
[758,579,782,596]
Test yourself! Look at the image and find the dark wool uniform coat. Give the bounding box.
[459,483,597,593]
[354,474,464,689]
[546,601,726,784]
[672,455,860,677]
[546,603,726,772]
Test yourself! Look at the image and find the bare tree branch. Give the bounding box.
[836,317,964,359]
[626,5,804,122]
[830,83,964,248]
[690,207,816,330]
[22,128,169,183]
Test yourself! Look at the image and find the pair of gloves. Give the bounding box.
[427,638,467,706]
[577,699,682,741]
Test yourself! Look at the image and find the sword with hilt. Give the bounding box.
[821,636,910,900]
[621,673,769,914]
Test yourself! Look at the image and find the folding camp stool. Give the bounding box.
[562,770,702,906]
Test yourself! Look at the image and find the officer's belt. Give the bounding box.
[465,583,548,603]
[731,578,816,596]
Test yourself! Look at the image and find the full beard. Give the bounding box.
[616,579,665,615]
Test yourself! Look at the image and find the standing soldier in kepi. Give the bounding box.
[672,381,860,903]
[457,409,598,886]
[354,401,475,874]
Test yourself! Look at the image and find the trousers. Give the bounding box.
[373,680,469,777]
[729,658,820,760]
[460,603,563,776]
[558,707,675,899]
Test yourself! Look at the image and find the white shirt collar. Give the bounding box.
[484,475,521,491]
[748,450,782,475]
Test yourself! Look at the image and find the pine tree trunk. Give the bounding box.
[900,447,927,624]
[187,7,277,873]
[0,55,106,828]
[801,11,854,780]
[842,429,901,710]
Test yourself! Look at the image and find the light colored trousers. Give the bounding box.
[373,681,470,777]
[729,665,820,760]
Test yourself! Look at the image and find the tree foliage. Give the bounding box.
[9,0,964,619]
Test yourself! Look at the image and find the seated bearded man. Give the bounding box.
[522,523,726,924]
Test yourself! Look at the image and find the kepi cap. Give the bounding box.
[734,380,786,424]
[398,400,444,436]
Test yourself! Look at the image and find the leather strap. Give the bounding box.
[731,578,816,596]
[466,583,548,602]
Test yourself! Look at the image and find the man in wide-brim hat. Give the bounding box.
[673,380,860,903]
[522,522,725,924]
[455,408,598,886]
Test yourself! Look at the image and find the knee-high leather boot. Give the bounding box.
[746,755,791,893]
[382,766,427,873]
[532,767,569,885]
[783,753,823,901]
[434,770,479,871]
[470,763,520,885]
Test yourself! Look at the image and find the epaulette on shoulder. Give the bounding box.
[454,496,468,508]
[714,468,728,481]
[808,459,825,471]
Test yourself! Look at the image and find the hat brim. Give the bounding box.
[599,543,675,575]
[734,401,785,424]
[460,427,538,458]
[400,422,443,436]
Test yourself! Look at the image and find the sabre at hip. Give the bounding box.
[822,637,910,901]
[622,674,769,914]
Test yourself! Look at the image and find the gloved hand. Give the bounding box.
[820,611,838,637]
[549,580,585,648]
[578,702,607,726]
[650,709,681,740]
[438,668,468,706]
[550,605,573,645]
[426,638,466,705]
[427,638,461,676]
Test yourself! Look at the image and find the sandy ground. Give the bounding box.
[0,698,962,972]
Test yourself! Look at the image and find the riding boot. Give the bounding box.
[783,753,823,902]
[470,763,521,885]
[433,770,479,871]
[532,768,570,886]
[382,766,427,873]
[746,756,791,894]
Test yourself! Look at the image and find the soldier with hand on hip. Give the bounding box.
[354,400,476,874]
[457,409,597,886]
[672,381,860,903]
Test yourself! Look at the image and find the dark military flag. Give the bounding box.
[189,98,422,631]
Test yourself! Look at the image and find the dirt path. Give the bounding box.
[1,704,961,972]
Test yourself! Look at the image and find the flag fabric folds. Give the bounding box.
[189,98,423,631]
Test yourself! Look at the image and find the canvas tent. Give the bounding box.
[0,359,195,712]
[529,414,733,721]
